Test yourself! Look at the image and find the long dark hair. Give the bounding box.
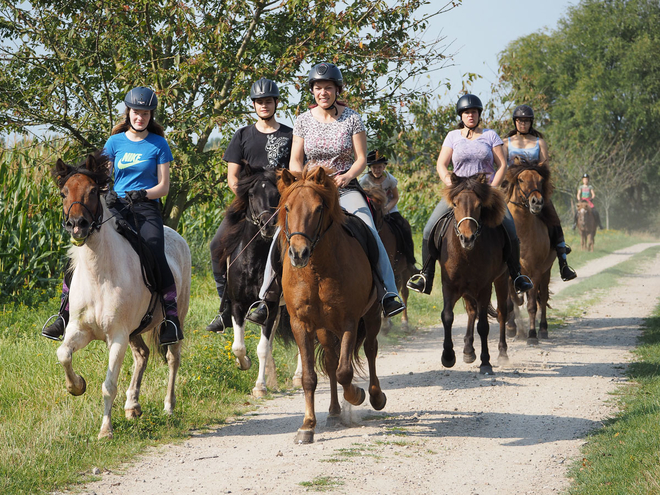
[111,108,165,136]
[505,126,544,139]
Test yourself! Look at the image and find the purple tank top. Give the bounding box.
[442,129,503,182]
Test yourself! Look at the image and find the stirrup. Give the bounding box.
[513,274,533,294]
[406,273,428,294]
[382,292,405,317]
[159,318,182,346]
[41,314,65,341]
[246,300,269,325]
[207,313,229,333]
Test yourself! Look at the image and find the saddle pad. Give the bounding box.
[342,212,380,270]
[114,217,162,293]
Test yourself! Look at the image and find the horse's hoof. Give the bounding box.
[294,429,314,444]
[252,386,268,398]
[463,351,477,364]
[498,354,510,366]
[292,376,303,388]
[506,326,517,338]
[235,356,252,371]
[125,406,142,419]
[539,330,549,339]
[480,365,494,375]
[67,376,87,396]
[527,337,539,346]
[442,352,456,368]
[347,387,366,406]
[326,414,342,427]
[98,430,113,440]
[370,392,387,411]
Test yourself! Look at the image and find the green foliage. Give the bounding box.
[0,142,69,302]
[497,0,660,230]
[0,0,459,228]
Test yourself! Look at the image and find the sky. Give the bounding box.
[416,0,578,113]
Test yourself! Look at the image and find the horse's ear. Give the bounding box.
[310,166,328,186]
[52,158,72,186]
[513,156,522,166]
[280,169,297,189]
[242,160,253,177]
[477,173,489,184]
[450,172,460,186]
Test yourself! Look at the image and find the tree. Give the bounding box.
[0,0,460,227]
[496,0,660,228]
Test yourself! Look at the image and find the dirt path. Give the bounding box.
[76,244,660,495]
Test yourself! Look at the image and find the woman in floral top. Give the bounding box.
[247,63,404,324]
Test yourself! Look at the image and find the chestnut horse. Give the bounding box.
[363,186,415,331]
[434,174,509,374]
[576,201,596,251]
[503,158,556,344]
[52,152,191,439]
[278,166,386,444]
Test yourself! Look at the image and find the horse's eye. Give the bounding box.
[60,192,66,199]
[90,187,98,195]
[284,206,289,212]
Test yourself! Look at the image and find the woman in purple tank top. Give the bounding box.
[407,94,534,295]
[502,105,576,281]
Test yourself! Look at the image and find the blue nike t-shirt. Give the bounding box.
[103,132,174,198]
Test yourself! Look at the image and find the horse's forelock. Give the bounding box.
[504,159,554,200]
[54,150,111,192]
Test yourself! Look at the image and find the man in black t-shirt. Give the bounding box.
[207,78,293,333]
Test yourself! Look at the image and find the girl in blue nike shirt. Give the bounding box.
[42,86,182,346]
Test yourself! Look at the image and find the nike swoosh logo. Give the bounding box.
[117,158,147,169]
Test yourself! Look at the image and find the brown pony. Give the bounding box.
[277,165,386,444]
[363,186,415,331]
[434,173,509,374]
[576,201,596,251]
[503,157,557,344]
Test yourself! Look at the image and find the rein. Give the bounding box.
[227,207,280,271]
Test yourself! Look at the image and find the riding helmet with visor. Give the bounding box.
[456,94,483,116]
[512,104,534,123]
[250,78,280,101]
[124,87,158,110]
[308,63,343,93]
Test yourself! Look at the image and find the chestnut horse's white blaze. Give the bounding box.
[54,154,191,439]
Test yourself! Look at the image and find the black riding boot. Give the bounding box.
[556,245,577,281]
[206,273,232,333]
[42,294,69,341]
[160,285,183,346]
[508,240,534,294]
[246,276,281,326]
[406,237,435,295]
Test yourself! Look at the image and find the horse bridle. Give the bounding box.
[454,215,482,238]
[283,200,332,254]
[246,180,279,238]
[510,179,543,210]
[61,174,105,246]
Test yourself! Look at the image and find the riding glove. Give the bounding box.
[105,190,119,208]
[125,189,148,203]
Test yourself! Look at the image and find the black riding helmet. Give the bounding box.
[308,63,343,93]
[367,150,388,167]
[583,173,589,178]
[513,104,534,122]
[456,94,483,116]
[250,78,280,100]
[124,87,158,110]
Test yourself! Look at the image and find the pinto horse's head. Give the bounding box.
[445,173,506,251]
[277,165,344,268]
[504,156,554,215]
[52,151,111,246]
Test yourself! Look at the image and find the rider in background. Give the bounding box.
[206,78,292,334]
[359,150,417,272]
[247,62,405,325]
[407,94,534,295]
[42,87,182,345]
[575,173,604,229]
[502,105,577,281]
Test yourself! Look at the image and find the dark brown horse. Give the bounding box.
[363,186,415,331]
[576,201,596,251]
[433,174,509,374]
[504,158,557,344]
[278,166,386,444]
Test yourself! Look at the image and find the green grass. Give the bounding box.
[0,269,299,495]
[567,307,660,494]
[298,476,345,492]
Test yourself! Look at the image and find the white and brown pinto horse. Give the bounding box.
[52,152,191,439]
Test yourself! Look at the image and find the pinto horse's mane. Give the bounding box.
[215,167,278,264]
[503,156,554,202]
[276,165,346,233]
[444,173,506,228]
[51,150,112,193]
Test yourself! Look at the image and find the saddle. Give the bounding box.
[384,213,417,266]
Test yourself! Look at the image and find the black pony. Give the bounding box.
[213,166,290,396]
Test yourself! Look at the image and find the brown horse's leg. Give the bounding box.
[336,323,366,407]
[293,321,317,444]
[363,307,386,411]
[463,297,477,364]
[506,296,517,338]
[494,273,509,365]
[125,334,150,419]
[476,292,493,375]
[526,285,539,346]
[441,286,458,368]
[537,269,552,340]
[399,283,410,329]
[317,330,341,427]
